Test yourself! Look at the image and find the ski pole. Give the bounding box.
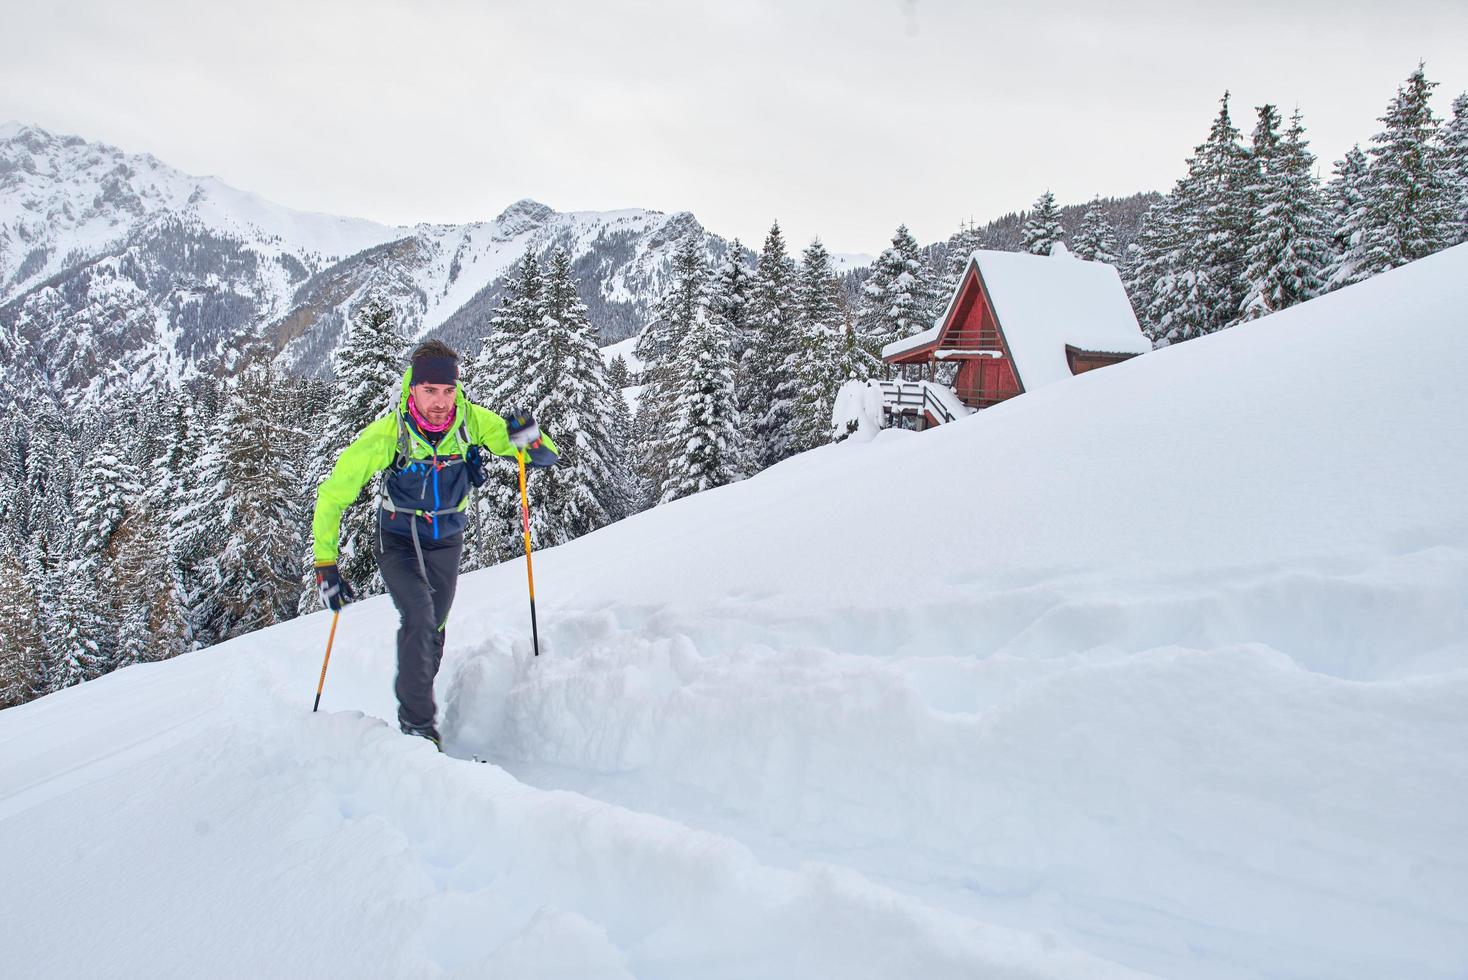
[312,610,340,712]
[517,450,541,657]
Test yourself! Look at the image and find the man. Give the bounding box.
[312,339,558,749]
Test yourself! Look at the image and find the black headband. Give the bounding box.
[411,355,458,386]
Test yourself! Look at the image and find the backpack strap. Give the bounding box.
[390,411,412,472]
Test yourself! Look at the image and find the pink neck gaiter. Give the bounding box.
[407,394,456,434]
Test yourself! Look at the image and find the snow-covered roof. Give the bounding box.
[881,324,940,359]
[888,249,1151,391]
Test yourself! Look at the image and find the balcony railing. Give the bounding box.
[877,380,960,425]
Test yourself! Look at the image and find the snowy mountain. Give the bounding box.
[3,244,1465,979]
[0,124,733,402]
[0,121,401,302]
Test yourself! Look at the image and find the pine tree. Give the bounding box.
[789,238,846,454]
[1123,194,1179,342]
[658,309,741,504]
[1323,145,1373,289]
[533,246,634,538]
[1239,108,1329,320]
[1129,93,1251,343]
[604,354,635,502]
[941,222,984,295]
[636,238,706,377]
[468,250,546,565]
[1436,91,1468,246]
[743,222,801,468]
[475,248,631,547]
[705,240,755,477]
[1071,198,1120,264]
[857,224,935,367]
[172,378,227,645]
[68,434,146,679]
[205,364,312,642]
[23,541,65,699]
[0,411,30,557]
[0,551,43,707]
[1356,63,1452,277]
[707,240,754,364]
[607,354,631,392]
[635,236,711,504]
[1021,191,1065,255]
[107,395,186,668]
[301,298,407,605]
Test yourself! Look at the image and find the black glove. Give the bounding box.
[315,563,355,612]
[507,411,559,468]
[506,411,541,449]
[466,444,488,488]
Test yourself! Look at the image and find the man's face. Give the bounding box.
[411,382,456,427]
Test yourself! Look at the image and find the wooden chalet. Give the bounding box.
[882,248,1151,417]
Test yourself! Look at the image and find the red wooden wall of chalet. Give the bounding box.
[948,266,1022,408]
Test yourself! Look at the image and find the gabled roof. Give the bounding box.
[886,249,1151,390]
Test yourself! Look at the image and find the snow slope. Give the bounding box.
[4,246,1468,979]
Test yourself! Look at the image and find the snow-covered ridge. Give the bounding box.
[3,245,1465,978]
[0,123,734,401]
[0,123,404,302]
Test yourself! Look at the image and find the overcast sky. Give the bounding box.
[2,0,1465,254]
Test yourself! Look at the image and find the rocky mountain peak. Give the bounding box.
[493,198,556,236]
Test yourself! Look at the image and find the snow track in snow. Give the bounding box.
[441,550,1468,980]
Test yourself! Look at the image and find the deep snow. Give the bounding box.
[3,246,1467,979]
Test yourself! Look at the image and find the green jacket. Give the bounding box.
[312,369,558,563]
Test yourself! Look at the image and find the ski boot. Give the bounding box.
[400,721,442,752]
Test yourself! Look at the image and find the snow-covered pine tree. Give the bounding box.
[530,246,633,538]
[705,240,755,477]
[835,307,879,387]
[43,558,105,690]
[1436,91,1468,246]
[21,541,63,699]
[1356,63,1452,277]
[67,434,146,679]
[300,297,407,605]
[0,411,29,557]
[658,303,741,504]
[1239,104,1283,224]
[1131,93,1251,343]
[605,353,635,480]
[1239,108,1329,320]
[206,363,311,642]
[635,237,706,378]
[743,222,801,468]
[93,390,190,668]
[607,354,631,392]
[21,394,74,558]
[172,377,228,645]
[789,238,846,454]
[708,239,754,366]
[1071,198,1121,264]
[1021,191,1065,255]
[857,224,934,370]
[0,551,43,707]
[635,235,712,504]
[1196,93,1254,332]
[1124,192,1180,343]
[467,249,547,566]
[941,221,984,296]
[1322,145,1372,290]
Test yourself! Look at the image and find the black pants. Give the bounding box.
[375,529,463,731]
